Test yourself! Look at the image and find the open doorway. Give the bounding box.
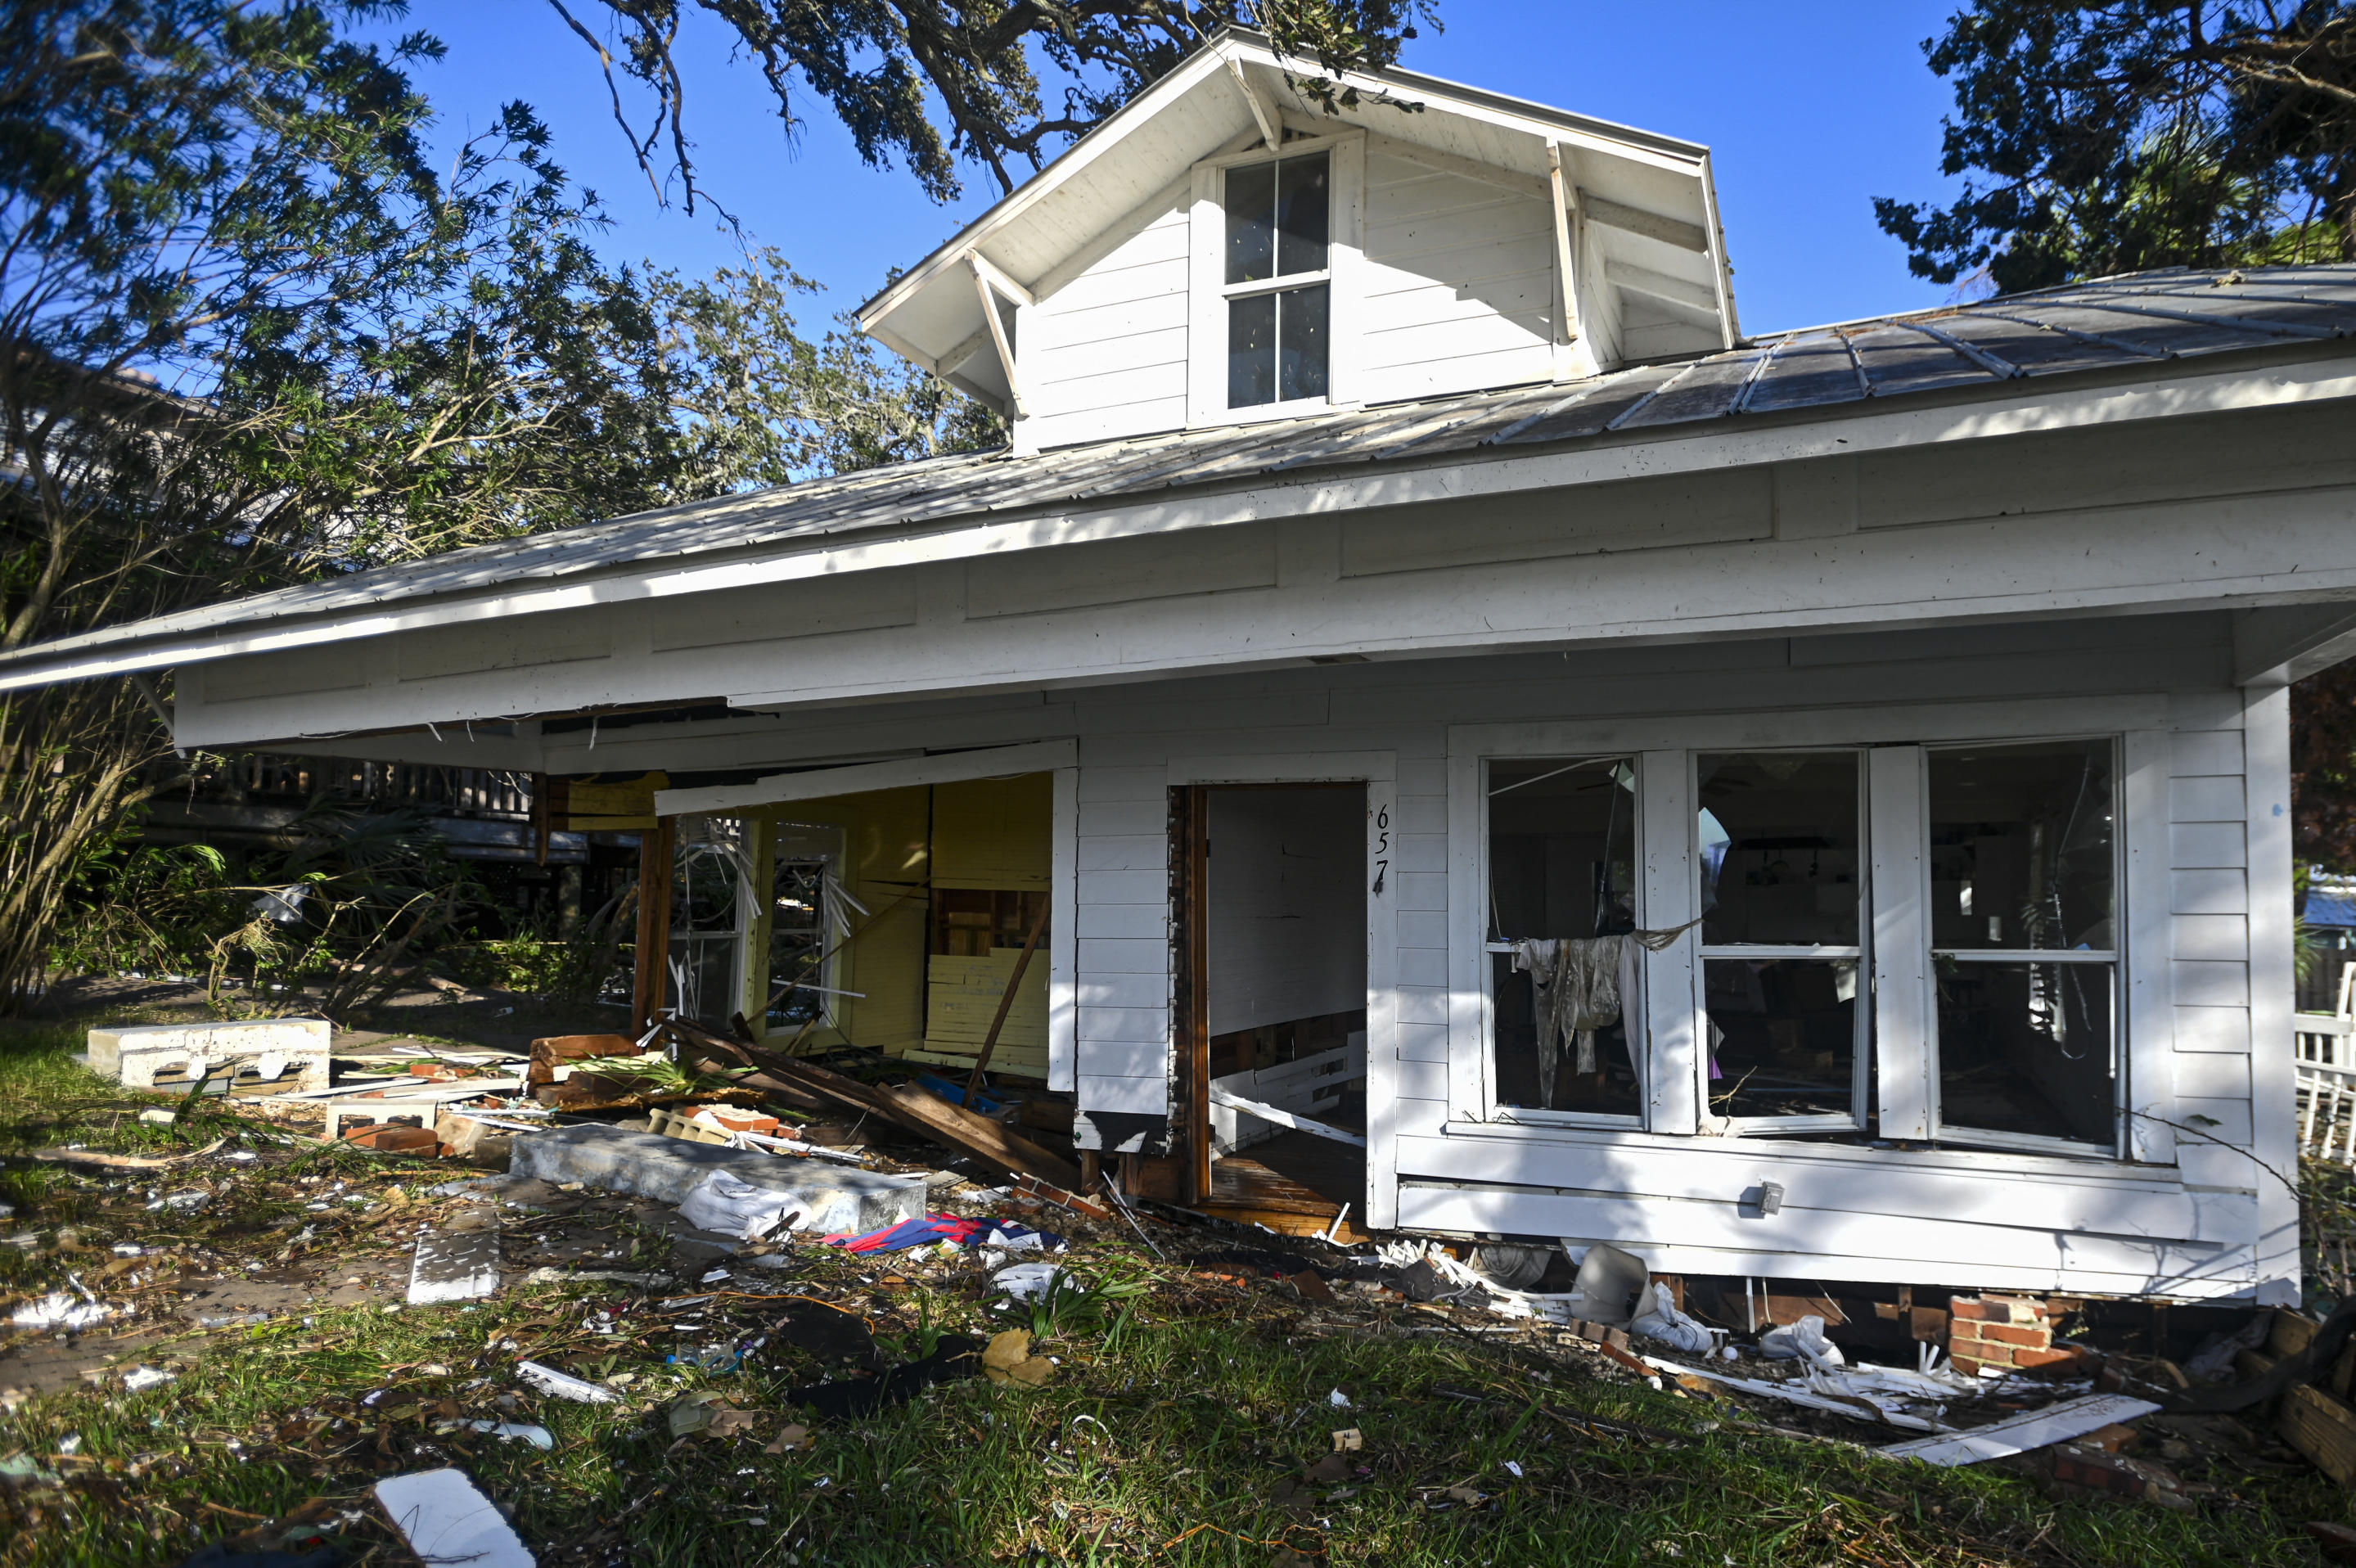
[1173,784,1367,1235]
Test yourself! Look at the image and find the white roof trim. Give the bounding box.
[656,738,1077,814]
[854,29,1709,329]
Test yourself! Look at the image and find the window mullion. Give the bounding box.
[1638,748,1699,1135]
[1867,745,1935,1139]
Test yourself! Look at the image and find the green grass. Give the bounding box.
[0,1021,2346,1566]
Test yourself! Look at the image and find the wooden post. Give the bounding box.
[631,815,677,1035]
[964,897,1052,1106]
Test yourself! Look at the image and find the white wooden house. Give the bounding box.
[13,31,2356,1305]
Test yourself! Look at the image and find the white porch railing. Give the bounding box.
[2297,1011,2356,1162]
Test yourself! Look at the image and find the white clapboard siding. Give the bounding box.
[1358,154,1555,405]
[1021,197,1192,449]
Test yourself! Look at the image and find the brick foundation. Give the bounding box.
[1947,1293,2052,1376]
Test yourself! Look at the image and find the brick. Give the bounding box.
[2050,1447,2147,1497]
[1982,1322,2054,1349]
[1949,1297,1995,1322]
[2012,1345,2083,1370]
[1965,1341,2017,1367]
[1948,1318,1987,1341]
[345,1124,439,1154]
[1984,1295,2047,1325]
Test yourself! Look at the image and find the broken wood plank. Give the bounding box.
[2281,1382,2356,1486]
[28,1138,227,1171]
[1206,1085,1367,1147]
[670,1017,1083,1192]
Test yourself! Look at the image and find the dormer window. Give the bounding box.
[1223,151,1331,408]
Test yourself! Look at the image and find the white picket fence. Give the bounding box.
[2297,966,2356,1162]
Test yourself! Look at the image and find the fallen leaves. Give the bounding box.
[983,1329,1055,1387]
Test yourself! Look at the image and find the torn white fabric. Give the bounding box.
[1629,1282,1714,1354]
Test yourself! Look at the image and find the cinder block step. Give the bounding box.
[87,1020,331,1093]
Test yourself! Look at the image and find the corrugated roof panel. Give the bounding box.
[5,263,2352,674]
[1741,333,1867,413]
[1611,348,1768,429]
[1487,363,1683,445]
[1844,324,1999,397]
[1924,311,2151,377]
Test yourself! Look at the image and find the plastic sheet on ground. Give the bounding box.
[1629,1282,1715,1354]
[1642,1352,1973,1433]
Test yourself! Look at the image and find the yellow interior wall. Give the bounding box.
[931,775,1052,890]
[917,774,1054,1076]
[740,773,1053,1074]
[751,785,930,1054]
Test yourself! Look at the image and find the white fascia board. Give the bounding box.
[857,47,1235,327]
[856,34,1706,333]
[655,738,1077,815]
[9,350,2355,697]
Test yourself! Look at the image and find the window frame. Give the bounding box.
[1187,131,1363,429]
[1474,751,1649,1132]
[1448,714,2174,1169]
[1691,747,1874,1138]
[1916,735,2129,1160]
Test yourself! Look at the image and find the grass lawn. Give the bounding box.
[0,1016,2345,1566]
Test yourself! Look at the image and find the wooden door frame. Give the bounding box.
[1167,774,1388,1209]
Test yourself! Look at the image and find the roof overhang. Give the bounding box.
[855,28,1737,390]
[8,334,2352,697]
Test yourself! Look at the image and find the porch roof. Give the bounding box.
[4,263,2354,693]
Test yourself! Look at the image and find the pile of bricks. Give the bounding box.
[1948,1293,2081,1375]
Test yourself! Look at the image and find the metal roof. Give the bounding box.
[7,263,2354,678]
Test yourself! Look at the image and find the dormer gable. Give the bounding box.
[857,30,1738,453]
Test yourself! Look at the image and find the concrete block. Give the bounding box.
[88,1019,331,1093]
[509,1122,923,1237]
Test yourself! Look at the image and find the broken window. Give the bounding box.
[1928,740,2119,1151]
[669,818,750,1030]
[1697,752,1865,1128]
[1484,755,1640,1118]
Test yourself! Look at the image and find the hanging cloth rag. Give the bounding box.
[1513,918,1705,1109]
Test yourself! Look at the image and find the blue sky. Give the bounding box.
[377,2,1969,336]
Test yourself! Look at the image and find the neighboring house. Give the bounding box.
[2303,875,2356,1015]
[9,31,2356,1305]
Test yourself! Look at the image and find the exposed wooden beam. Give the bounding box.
[2233,603,2356,686]
[1546,142,1581,356]
[1226,57,1282,151]
[968,255,1027,420]
[966,250,1035,309]
[1606,259,1721,318]
[1579,191,1710,254]
[936,325,994,377]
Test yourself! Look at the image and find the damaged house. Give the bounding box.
[9,31,2354,1310]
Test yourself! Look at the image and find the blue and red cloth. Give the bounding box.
[820,1213,1064,1253]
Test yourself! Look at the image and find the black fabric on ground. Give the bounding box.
[771,1298,878,1362]
[787,1334,981,1421]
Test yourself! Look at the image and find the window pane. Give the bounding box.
[1276,152,1330,275]
[1936,960,2116,1147]
[1492,952,1638,1114]
[767,859,829,1030]
[1228,292,1277,407]
[1930,739,2115,951]
[1705,958,1858,1121]
[1224,160,1277,284]
[1277,284,1329,402]
[1489,757,1637,941]
[1488,756,1639,1116]
[1696,751,1860,946]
